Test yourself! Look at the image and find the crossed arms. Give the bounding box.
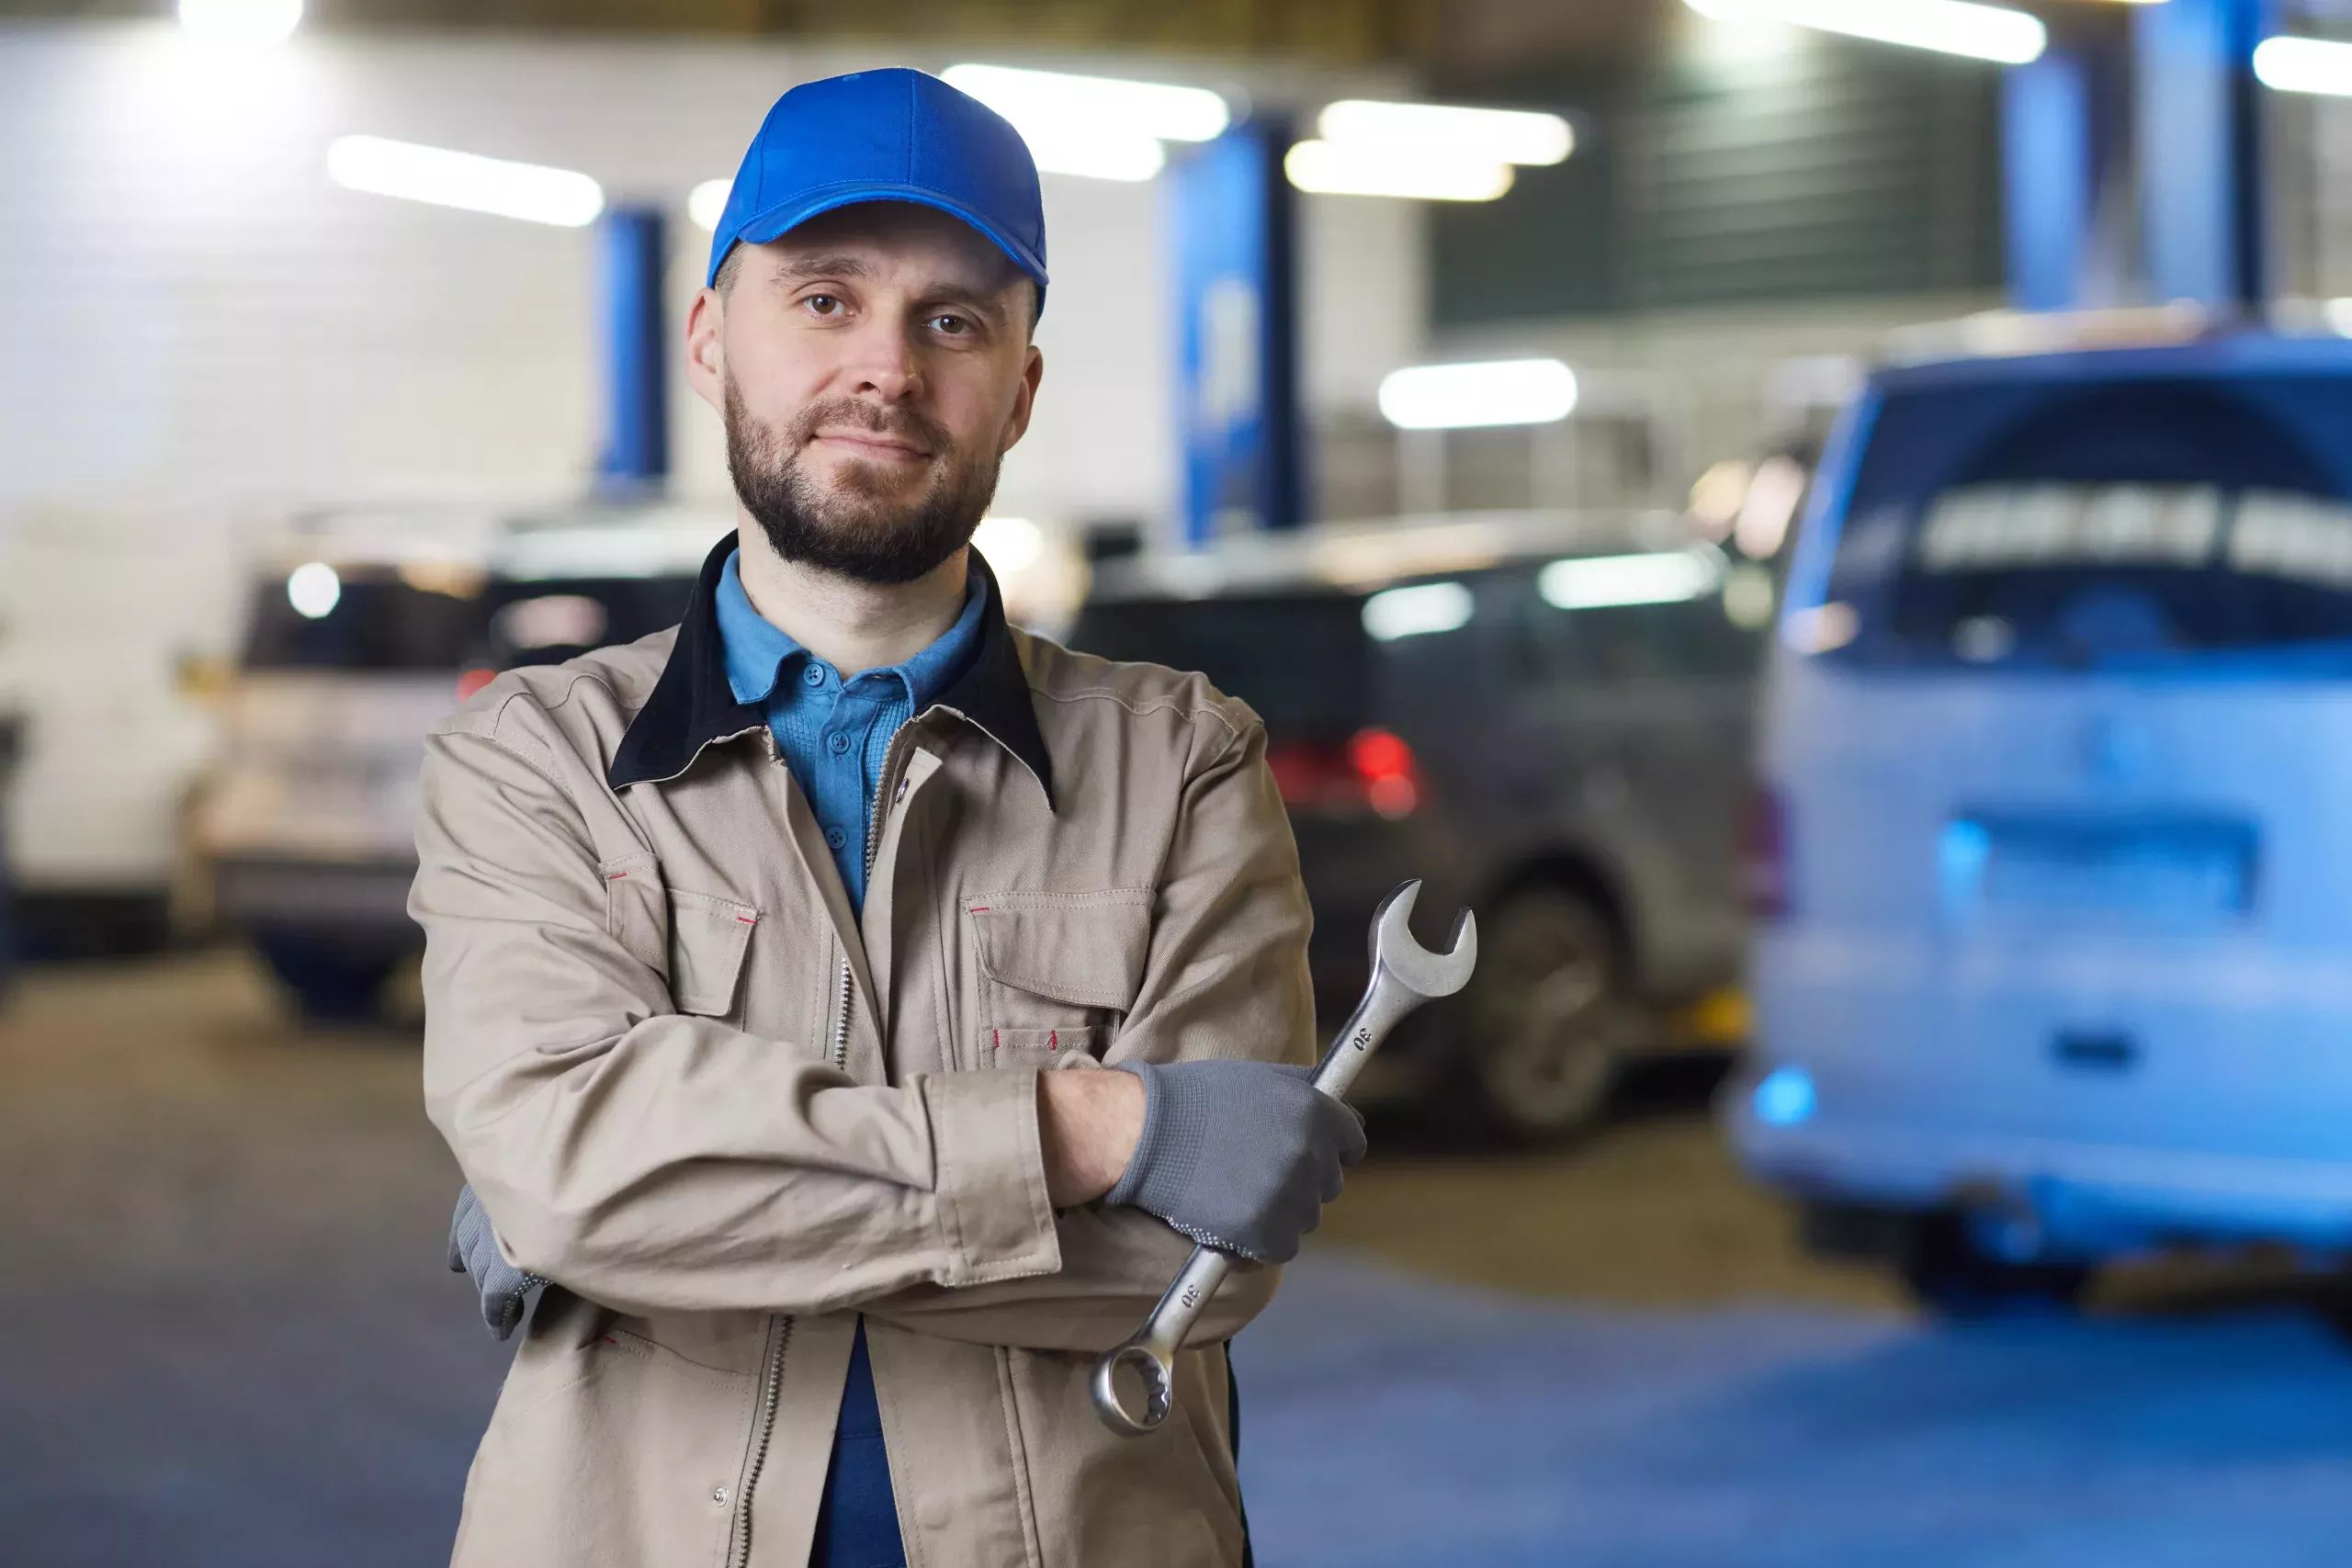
[413,708,1315,1353]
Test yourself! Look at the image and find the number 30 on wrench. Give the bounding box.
[1091,880,1477,1438]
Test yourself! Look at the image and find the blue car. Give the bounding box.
[1734,330,2352,1309]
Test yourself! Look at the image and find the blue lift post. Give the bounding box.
[1168,117,1305,547]
[596,204,670,493]
[2003,0,2274,316]
[2003,48,2099,312]
[2134,0,2276,313]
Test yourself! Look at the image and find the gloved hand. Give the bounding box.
[1102,1061,1366,1264]
[447,1184,546,1341]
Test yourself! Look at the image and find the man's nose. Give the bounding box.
[842,319,922,403]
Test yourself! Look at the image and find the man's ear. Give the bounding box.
[999,344,1045,457]
[684,287,726,413]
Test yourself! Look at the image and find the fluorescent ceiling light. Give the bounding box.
[1285,140,1514,201]
[1539,548,1724,611]
[942,63,1230,142]
[1317,100,1573,166]
[688,178,731,231]
[327,136,605,227]
[1378,358,1577,430]
[1008,127,1166,182]
[177,0,301,44]
[1363,581,1475,642]
[2256,36,2352,96]
[1682,0,2047,65]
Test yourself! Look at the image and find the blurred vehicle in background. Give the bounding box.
[196,502,728,1019]
[0,516,230,958]
[1736,330,2352,1310]
[0,700,20,997]
[1074,513,1769,1139]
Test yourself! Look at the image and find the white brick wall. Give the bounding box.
[0,22,1423,532]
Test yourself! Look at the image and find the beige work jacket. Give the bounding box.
[413,543,1313,1568]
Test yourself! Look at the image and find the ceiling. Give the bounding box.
[0,0,2191,74]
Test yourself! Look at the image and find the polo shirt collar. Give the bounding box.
[608,535,1054,807]
[712,548,989,716]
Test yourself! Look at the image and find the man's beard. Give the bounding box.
[723,377,1001,586]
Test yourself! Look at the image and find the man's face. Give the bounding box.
[684,202,1043,584]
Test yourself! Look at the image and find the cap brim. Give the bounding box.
[713,182,1049,299]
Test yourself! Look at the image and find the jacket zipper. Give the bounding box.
[738,730,913,1562]
[734,726,801,1568]
[729,1315,791,1568]
[831,733,912,1071]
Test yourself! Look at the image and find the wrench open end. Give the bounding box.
[1369,880,1478,1001]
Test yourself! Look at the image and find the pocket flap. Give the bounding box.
[981,1024,1102,1068]
[668,890,758,1017]
[966,888,1152,1012]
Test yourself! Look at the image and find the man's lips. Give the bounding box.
[811,431,932,461]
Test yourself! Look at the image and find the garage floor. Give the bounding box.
[6,954,2352,1566]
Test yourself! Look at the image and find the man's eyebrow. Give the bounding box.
[771,254,875,283]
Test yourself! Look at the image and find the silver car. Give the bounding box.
[1072,513,1766,1138]
[198,502,729,1019]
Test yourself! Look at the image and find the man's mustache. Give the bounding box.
[789,399,953,457]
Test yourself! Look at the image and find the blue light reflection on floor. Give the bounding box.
[1234,1254,2352,1568]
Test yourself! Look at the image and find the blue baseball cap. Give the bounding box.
[706,68,1048,312]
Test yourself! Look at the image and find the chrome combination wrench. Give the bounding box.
[1091,880,1478,1437]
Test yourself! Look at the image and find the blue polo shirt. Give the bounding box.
[715,547,987,1568]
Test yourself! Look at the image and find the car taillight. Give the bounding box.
[1741,782,1790,920]
[455,668,498,702]
[1267,728,1422,820]
[1348,728,1421,819]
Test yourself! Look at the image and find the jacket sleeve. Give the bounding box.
[862,711,1317,1351]
[414,720,1062,1321]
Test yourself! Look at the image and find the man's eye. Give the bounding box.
[930,314,970,335]
[804,294,842,316]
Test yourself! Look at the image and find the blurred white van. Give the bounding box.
[1733,333,2352,1309]
[196,502,729,1018]
[0,511,230,955]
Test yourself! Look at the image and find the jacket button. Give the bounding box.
[713,1486,729,1506]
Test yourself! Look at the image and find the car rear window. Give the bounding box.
[1067,592,1373,740]
[1813,372,2352,670]
[242,570,695,672]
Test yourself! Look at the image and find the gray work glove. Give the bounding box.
[447,1184,546,1341]
[1102,1061,1366,1264]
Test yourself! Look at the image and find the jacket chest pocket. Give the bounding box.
[965,887,1151,1069]
[602,854,759,1019]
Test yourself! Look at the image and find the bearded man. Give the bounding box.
[416,69,1363,1568]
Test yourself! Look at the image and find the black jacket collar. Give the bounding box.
[607,536,1055,808]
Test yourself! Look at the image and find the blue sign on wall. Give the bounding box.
[1168,118,1303,547]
